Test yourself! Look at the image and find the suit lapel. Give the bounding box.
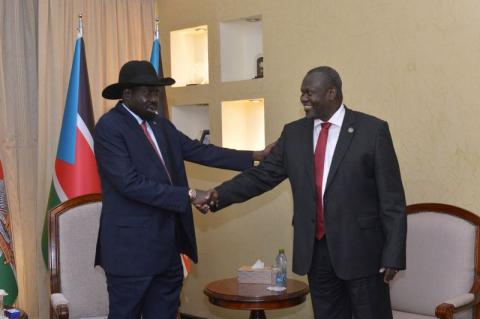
[116,103,149,146]
[116,104,173,179]
[149,119,175,182]
[325,107,356,191]
[300,118,316,190]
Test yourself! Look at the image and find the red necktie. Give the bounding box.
[140,121,172,184]
[314,122,331,239]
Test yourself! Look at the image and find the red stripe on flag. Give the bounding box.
[181,254,190,277]
[55,128,101,198]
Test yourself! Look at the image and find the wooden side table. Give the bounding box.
[204,277,309,319]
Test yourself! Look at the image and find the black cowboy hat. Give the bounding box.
[102,60,175,99]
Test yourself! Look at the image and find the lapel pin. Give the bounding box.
[348,127,354,133]
[152,121,157,125]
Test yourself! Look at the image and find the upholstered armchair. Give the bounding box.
[390,203,480,319]
[49,193,108,319]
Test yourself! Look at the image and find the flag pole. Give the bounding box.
[77,14,83,38]
[150,17,170,119]
[154,17,160,40]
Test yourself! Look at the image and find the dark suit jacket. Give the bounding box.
[215,107,406,280]
[93,102,253,276]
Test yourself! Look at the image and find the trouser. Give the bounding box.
[307,238,393,319]
[106,253,183,319]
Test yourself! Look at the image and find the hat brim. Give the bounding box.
[102,77,176,100]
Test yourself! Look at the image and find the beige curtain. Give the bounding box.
[0,0,39,316]
[1,1,156,318]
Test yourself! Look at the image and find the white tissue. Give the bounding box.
[251,259,265,269]
[267,286,287,292]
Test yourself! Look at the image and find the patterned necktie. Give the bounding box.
[314,122,331,239]
[140,121,172,184]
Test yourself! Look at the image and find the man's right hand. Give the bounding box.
[192,189,219,214]
[191,189,211,214]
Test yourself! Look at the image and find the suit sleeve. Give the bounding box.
[214,129,288,210]
[94,119,190,213]
[177,128,253,171]
[374,122,407,269]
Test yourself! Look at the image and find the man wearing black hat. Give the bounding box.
[94,60,272,319]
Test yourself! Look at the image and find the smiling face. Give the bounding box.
[300,72,341,121]
[300,66,344,121]
[122,86,160,121]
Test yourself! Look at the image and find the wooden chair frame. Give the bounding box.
[406,203,480,319]
[48,193,102,319]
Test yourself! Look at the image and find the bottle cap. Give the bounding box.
[5,308,21,319]
[279,248,285,253]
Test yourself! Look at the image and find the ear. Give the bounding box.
[326,87,337,101]
[122,88,132,101]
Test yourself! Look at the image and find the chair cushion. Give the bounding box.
[390,212,475,316]
[58,202,109,318]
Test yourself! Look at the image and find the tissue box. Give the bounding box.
[237,266,272,284]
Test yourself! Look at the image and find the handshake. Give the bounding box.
[190,189,220,214]
[188,141,278,214]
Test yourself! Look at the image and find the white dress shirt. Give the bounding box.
[313,104,346,197]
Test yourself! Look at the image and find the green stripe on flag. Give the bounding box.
[41,182,61,267]
[0,254,17,306]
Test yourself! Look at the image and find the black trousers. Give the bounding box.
[106,253,183,319]
[307,239,393,319]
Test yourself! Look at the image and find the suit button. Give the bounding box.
[311,218,315,223]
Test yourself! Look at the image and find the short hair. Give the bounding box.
[306,66,343,100]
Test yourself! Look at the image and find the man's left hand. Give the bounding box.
[379,267,399,283]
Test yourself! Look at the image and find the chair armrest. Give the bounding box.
[435,293,479,319]
[50,293,69,319]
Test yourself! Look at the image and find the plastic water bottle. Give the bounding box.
[275,249,287,287]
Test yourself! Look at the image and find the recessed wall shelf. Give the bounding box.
[220,15,263,82]
[221,98,265,150]
[171,103,210,140]
[170,25,209,87]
